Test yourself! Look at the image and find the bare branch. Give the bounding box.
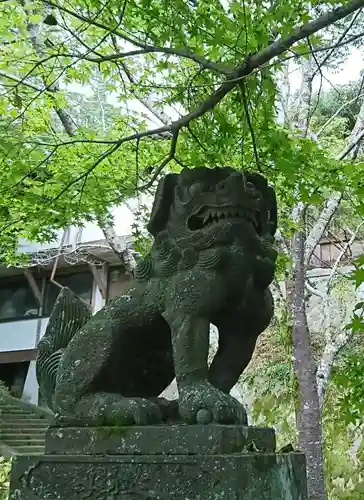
[16,47,229,74]
[140,128,179,189]
[98,218,136,274]
[316,93,364,137]
[305,193,343,266]
[305,103,364,266]
[303,30,364,55]
[327,222,364,289]
[338,127,364,160]
[0,71,54,93]
[305,280,324,299]
[312,7,363,79]
[81,49,228,74]
[245,0,364,72]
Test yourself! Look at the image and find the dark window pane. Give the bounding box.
[0,277,40,321]
[107,267,131,303]
[44,272,93,315]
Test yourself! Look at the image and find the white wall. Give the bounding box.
[22,360,38,405]
[0,317,48,352]
[3,273,107,405]
[0,318,48,405]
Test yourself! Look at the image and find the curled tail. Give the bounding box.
[36,287,91,410]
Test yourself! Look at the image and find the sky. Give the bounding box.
[290,47,364,92]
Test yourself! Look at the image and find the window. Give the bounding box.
[43,271,93,315]
[0,277,40,321]
[0,270,94,321]
[106,266,131,303]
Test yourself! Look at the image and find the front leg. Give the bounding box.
[208,324,258,396]
[208,317,259,428]
[162,311,245,425]
[209,289,274,395]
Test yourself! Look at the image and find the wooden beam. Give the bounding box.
[89,264,107,299]
[0,349,37,363]
[23,270,42,305]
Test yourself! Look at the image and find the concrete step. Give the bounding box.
[2,438,45,446]
[1,413,48,419]
[0,413,49,422]
[0,395,52,456]
[0,405,35,411]
[14,446,45,455]
[1,433,46,441]
[0,420,48,432]
[1,428,47,435]
[0,410,37,416]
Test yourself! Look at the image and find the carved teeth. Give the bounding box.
[197,207,260,231]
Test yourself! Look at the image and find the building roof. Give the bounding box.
[0,235,135,277]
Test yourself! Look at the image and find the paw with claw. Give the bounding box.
[72,393,163,426]
[178,381,247,425]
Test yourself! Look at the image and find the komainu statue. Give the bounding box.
[37,167,278,427]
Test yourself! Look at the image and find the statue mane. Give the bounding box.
[134,230,228,282]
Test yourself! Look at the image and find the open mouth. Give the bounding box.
[188,206,261,233]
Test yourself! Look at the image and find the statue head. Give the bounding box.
[147,167,277,251]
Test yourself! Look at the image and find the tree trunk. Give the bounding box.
[290,56,328,499]
[316,328,352,408]
[295,58,315,135]
[98,219,136,275]
[292,209,326,500]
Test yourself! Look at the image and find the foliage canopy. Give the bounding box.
[0,0,363,264]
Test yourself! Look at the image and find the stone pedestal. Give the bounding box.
[9,425,308,499]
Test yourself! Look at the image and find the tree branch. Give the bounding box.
[37,0,364,166]
[305,103,364,267]
[312,7,363,79]
[140,129,179,188]
[327,222,364,290]
[0,71,54,93]
[244,0,364,72]
[316,93,364,137]
[81,48,228,74]
[305,193,343,267]
[24,0,364,203]
[41,1,227,74]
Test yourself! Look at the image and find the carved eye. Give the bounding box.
[176,185,187,201]
[188,182,203,196]
[216,180,228,194]
[246,181,260,199]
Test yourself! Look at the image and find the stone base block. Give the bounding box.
[9,425,308,499]
[45,424,276,455]
[9,452,307,500]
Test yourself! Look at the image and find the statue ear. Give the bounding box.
[266,185,277,236]
[246,172,268,191]
[147,173,178,236]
